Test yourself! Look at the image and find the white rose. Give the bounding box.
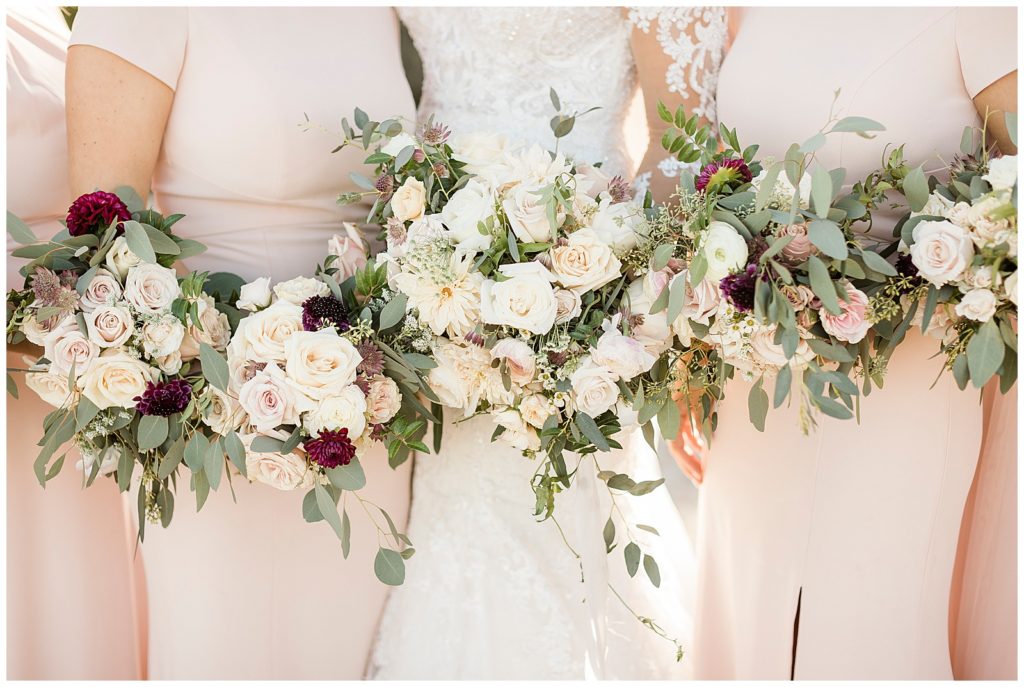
[427,356,471,413]
[381,132,418,157]
[1005,271,1017,307]
[910,220,974,286]
[44,325,99,377]
[104,236,143,279]
[549,228,622,294]
[441,179,495,253]
[155,351,182,375]
[480,261,558,335]
[328,223,369,282]
[273,276,330,306]
[202,385,245,435]
[946,201,973,227]
[85,305,134,348]
[140,314,186,358]
[179,294,231,360]
[491,338,537,386]
[983,155,1017,191]
[915,192,954,218]
[283,329,362,400]
[391,177,427,222]
[303,385,367,439]
[79,269,123,312]
[553,288,582,324]
[569,357,620,418]
[77,350,158,410]
[493,408,540,452]
[955,288,998,322]
[230,301,303,364]
[503,183,561,243]
[701,221,749,282]
[520,393,556,429]
[366,375,402,424]
[591,315,656,380]
[77,446,119,477]
[507,144,570,185]
[123,263,180,314]
[451,132,514,184]
[748,326,814,370]
[238,362,312,432]
[588,198,643,255]
[236,276,273,312]
[25,369,73,408]
[625,279,673,355]
[240,431,314,491]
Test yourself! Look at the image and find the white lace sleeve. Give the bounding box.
[628,7,728,193]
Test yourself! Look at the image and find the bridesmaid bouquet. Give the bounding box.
[637,103,906,434]
[6,189,241,537]
[872,116,1018,392]
[220,234,434,584]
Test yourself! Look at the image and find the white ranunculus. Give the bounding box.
[700,221,749,282]
[553,288,582,325]
[44,325,99,377]
[79,268,123,312]
[273,276,330,306]
[179,294,231,359]
[492,408,540,452]
[480,261,558,335]
[520,393,556,429]
[503,183,561,243]
[25,369,73,408]
[229,301,303,364]
[587,198,643,255]
[237,276,273,312]
[77,350,158,410]
[140,314,186,358]
[751,168,812,208]
[549,227,621,294]
[983,155,1017,191]
[491,338,537,386]
[238,362,312,432]
[240,431,314,491]
[303,385,367,439]
[441,179,495,253]
[328,223,369,282]
[507,144,570,185]
[283,330,362,400]
[591,315,656,380]
[625,279,673,355]
[202,385,245,435]
[381,132,418,158]
[955,288,998,322]
[910,220,974,286]
[1005,270,1018,307]
[394,253,482,338]
[104,236,143,279]
[569,357,620,418]
[391,177,427,222]
[366,375,402,424]
[123,263,180,314]
[85,305,134,348]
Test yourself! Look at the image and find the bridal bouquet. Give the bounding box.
[219,232,434,584]
[635,103,906,434]
[871,117,1018,392]
[6,189,240,537]
[334,102,673,521]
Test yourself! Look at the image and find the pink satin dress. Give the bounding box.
[69,8,415,678]
[697,7,1017,679]
[6,7,143,679]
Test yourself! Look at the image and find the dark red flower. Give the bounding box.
[66,191,131,237]
[301,294,350,332]
[134,379,192,417]
[719,263,761,312]
[695,158,753,193]
[304,429,356,469]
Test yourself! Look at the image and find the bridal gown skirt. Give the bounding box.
[129,444,410,679]
[370,415,694,680]
[694,330,983,679]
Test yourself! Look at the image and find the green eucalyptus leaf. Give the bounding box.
[374,547,406,586]
[327,457,367,491]
[137,415,169,451]
[123,221,157,263]
[624,542,641,577]
[966,319,1005,388]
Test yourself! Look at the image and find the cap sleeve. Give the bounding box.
[69,7,187,90]
[956,7,1017,98]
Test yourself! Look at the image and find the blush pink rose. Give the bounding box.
[819,285,870,343]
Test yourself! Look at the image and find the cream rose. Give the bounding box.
[85,305,134,348]
[625,279,673,355]
[678,270,721,325]
[391,177,427,222]
[140,314,186,358]
[25,369,73,408]
[480,261,558,335]
[591,315,656,380]
[491,338,537,386]
[304,385,367,438]
[272,276,330,306]
[104,236,143,279]
[238,363,311,432]
[569,357,621,418]
[44,325,99,377]
[229,301,303,363]
[366,375,402,424]
[328,223,369,281]
[748,326,814,370]
[79,268,123,312]
[819,285,871,343]
[955,288,998,322]
[588,199,643,255]
[553,288,582,325]
[441,179,495,253]
[78,350,157,410]
[240,431,314,491]
[179,294,231,360]
[503,183,561,243]
[493,408,541,452]
[910,220,974,286]
[236,277,273,312]
[283,330,362,400]
[701,221,749,282]
[202,385,245,435]
[123,263,180,314]
[23,313,68,346]
[549,228,621,294]
[520,393,556,429]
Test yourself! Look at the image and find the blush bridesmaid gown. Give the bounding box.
[697,7,1017,680]
[7,7,143,679]
[69,8,415,679]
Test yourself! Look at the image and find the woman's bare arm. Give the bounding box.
[974,70,1018,155]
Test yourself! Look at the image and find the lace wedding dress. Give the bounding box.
[369,7,726,680]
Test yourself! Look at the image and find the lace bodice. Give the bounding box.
[400,7,639,176]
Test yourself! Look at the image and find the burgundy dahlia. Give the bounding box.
[301,294,350,332]
[719,263,761,312]
[134,379,192,417]
[304,429,357,469]
[895,253,923,295]
[66,191,131,237]
[695,158,753,193]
